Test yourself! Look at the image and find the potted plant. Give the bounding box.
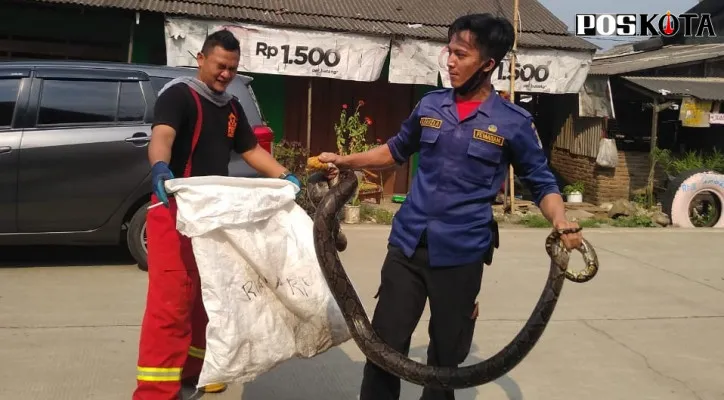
[342,172,364,224]
[563,182,585,203]
[334,100,378,223]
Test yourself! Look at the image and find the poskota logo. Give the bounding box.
[575,12,716,37]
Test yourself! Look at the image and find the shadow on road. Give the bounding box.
[0,245,136,268]
[239,346,362,400]
[232,340,522,400]
[407,343,523,400]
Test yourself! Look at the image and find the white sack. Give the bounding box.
[595,138,619,168]
[164,176,352,388]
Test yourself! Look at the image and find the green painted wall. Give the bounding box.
[246,73,287,143]
[130,13,167,65]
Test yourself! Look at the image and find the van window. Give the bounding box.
[0,78,21,128]
[38,80,118,125]
[118,81,146,122]
[150,77,172,94]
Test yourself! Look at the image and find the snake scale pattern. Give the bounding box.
[312,168,600,389]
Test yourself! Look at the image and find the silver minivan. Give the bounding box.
[0,60,274,270]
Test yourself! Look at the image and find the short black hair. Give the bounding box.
[201,29,241,55]
[448,13,514,66]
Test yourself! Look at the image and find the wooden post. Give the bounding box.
[507,0,520,213]
[647,98,658,207]
[126,12,137,63]
[306,79,313,151]
[646,98,676,208]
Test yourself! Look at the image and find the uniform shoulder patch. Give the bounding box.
[531,121,543,149]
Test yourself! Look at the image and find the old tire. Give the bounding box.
[127,201,149,271]
[661,169,724,228]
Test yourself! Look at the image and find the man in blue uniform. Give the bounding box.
[318,13,583,400]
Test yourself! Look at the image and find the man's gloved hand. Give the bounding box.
[282,172,301,198]
[151,161,174,207]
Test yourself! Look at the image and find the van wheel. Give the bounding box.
[127,202,149,271]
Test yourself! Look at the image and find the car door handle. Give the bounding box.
[0,146,11,154]
[125,134,150,143]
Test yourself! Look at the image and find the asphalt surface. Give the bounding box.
[1,226,723,400]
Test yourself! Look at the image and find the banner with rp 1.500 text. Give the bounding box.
[435,45,592,94]
[388,38,592,93]
[164,17,391,82]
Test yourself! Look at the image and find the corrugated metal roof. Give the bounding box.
[27,0,597,50]
[595,42,636,58]
[590,44,724,76]
[621,76,724,101]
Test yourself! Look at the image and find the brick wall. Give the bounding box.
[550,148,664,204]
[550,148,597,199]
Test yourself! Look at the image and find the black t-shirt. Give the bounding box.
[152,83,258,178]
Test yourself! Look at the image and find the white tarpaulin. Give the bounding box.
[388,38,447,86]
[388,38,593,94]
[164,18,210,67]
[164,17,390,82]
[164,176,352,388]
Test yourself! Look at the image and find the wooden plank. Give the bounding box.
[555,115,603,159]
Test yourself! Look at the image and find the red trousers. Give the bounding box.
[133,195,208,400]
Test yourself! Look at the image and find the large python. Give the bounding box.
[311,167,599,390]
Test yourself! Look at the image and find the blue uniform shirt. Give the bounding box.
[386,88,560,267]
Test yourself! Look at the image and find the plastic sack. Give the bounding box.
[595,138,618,168]
[164,176,352,388]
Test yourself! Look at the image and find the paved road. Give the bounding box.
[1,227,723,400]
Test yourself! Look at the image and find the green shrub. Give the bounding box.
[631,192,648,207]
[653,147,724,176]
[579,218,603,228]
[609,214,656,228]
[562,181,585,195]
[273,140,313,214]
[519,214,552,227]
[519,214,602,228]
[360,204,394,225]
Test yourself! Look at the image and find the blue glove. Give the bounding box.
[151,161,174,207]
[283,173,301,198]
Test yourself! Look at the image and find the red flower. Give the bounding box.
[376,138,382,143]
[342,104,348,109]
[365,117,373,125]
[358,100,365,107]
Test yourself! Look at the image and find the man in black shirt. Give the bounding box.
[152,82,260,179]
[133,30,299,400]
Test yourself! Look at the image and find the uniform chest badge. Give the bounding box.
[473,129,505,146]
[227,112,237,138]
[487,124,498,133]
[420,117,443,129]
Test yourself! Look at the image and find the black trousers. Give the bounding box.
[359,243,485,400]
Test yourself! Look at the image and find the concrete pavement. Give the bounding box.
[1,227,723,400]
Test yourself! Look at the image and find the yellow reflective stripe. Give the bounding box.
[137,367,182,373]
[188,346,205,360]
[137,374,180,382]
[136,366,181,382]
